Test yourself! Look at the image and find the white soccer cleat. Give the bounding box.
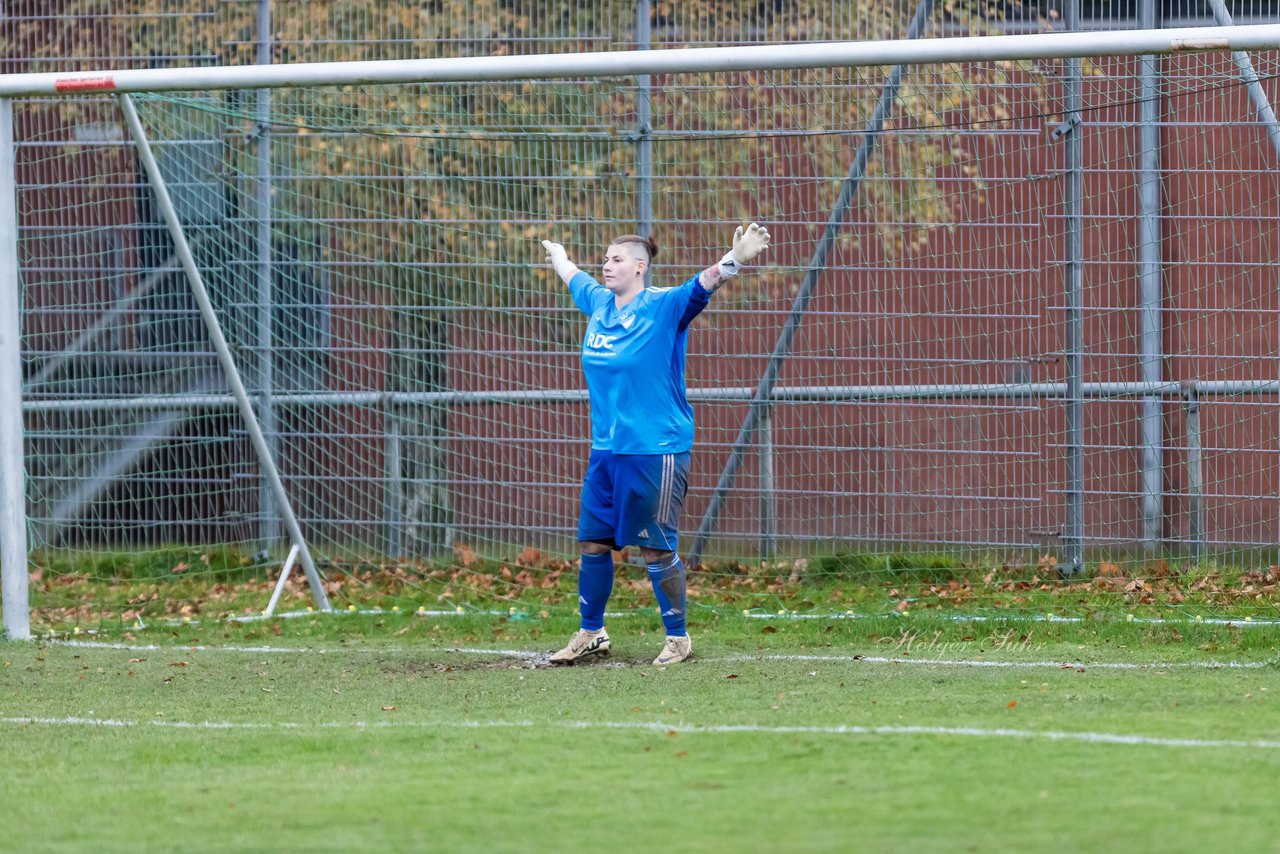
[653,634,693,665]
[549,628,611,665]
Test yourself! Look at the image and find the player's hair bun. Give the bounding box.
[613,234,659,261]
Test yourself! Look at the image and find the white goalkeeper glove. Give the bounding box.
[732,222,771,264]
[542,239,579,283]
[716,222,771,278]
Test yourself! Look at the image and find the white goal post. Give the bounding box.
[3,23,1280,638]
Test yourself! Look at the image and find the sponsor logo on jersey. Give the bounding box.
[586,332,616,350]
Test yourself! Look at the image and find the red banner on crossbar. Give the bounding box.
[54,77,117,92]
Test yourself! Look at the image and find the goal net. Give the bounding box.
[11,25,1280,632]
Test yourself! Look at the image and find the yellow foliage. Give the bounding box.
[7,0,1055,307]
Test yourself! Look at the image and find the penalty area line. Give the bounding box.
[2,715,1279,751]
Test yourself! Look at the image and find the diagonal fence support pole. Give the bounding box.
[688,0,935,567]
[119,93,331,613]
[1207,0,1280,162]
[264,542,301,617]
[0,98,30,640]
[28,247,188,389]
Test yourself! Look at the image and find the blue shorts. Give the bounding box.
[577,450,690,551]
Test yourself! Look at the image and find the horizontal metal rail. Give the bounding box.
[20,380,1280,413]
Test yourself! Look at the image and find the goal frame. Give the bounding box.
[3,23,1280,639]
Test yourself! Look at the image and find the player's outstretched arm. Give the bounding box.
[542,239,581,285]
[546,238,609,316]
[698,223,771,293]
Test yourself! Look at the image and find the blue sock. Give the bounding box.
[578,552,614,632]
[646,554,687,636]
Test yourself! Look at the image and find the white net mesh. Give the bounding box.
[15,40,1280,625]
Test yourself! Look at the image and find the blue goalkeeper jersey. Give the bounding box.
[569,270,712,454]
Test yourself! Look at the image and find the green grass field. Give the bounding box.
[2,612,1279,852]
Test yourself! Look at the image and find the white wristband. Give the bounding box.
[554,258,580,283]
[717,251,742,279]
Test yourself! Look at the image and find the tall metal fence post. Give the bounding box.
[0,98,30,640]
[255,0,281,550]
[1061,0,1086,576]
[1137,0,1164,553]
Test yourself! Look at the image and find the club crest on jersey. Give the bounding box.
[619,312,635,329]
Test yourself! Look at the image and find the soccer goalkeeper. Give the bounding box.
[542,223,771,665]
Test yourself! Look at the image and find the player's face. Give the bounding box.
[602,244,646,294]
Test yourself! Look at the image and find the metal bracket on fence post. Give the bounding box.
[119,93,331,613]
[1050,114,1079,140]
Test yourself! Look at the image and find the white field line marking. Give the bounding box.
[741,612,1280,626]
[145,608,1280,628]
[706,654,1276,670]
[3,715,1279,751]
[56,640,370,655]
[53,608,1280,631]
[54,640,548,660]
[53,640,1273,670]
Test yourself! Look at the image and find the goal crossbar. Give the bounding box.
[2,24,1279,97]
